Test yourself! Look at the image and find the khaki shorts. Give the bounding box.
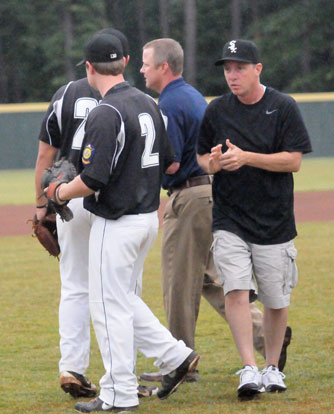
[212,230,298,309]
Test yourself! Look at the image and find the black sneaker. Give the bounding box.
[137,384,158,398]
[74,397,138,413]
[157,351,200,400]
[139,370,199,383]
[278,326,292,372]
[60,371,97,398]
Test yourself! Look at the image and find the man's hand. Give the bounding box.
[198,139,248,174]
[35,205,48,221]
[41,159,77,222]
[46,182,67,205]
[208,144,224,173]
[199,139,303,175]
[219,139,247,171]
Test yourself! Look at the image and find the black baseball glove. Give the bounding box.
[41,158,77,222]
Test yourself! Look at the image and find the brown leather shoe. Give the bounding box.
[60,371,97,398]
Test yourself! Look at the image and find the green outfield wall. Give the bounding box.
[0,93,333,170]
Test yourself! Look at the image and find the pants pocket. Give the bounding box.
[282,245,298,295]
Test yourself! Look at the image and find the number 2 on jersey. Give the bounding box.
[139,113,159,169]
[72,98,98,150]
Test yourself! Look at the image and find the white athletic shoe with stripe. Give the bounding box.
[236,365,262,397]
[261,365,287,392]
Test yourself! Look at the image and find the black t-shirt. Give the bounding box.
[197,87,312,244]
[80,82,174,220]
[38,78,101,173]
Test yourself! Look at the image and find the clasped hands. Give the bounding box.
[209,139,246,173]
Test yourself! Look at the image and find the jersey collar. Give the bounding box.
[105,81,130,97]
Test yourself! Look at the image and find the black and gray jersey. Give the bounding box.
[80,82,174,220]
[38,78,101,173]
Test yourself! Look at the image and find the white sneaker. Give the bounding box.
[261,365,287,392]
[236,365,262,397]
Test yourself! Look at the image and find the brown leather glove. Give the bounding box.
[31,213,60,257]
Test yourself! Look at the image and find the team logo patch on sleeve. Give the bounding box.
[82,144,95,165]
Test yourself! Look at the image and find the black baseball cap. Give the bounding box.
[214,39,260,66]
[77,33,124,66]
[97,28,129,57]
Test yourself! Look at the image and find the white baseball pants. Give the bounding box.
[57,198,92,374]
[89,211,192,407]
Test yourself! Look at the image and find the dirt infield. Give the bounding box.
[1,191,334,237]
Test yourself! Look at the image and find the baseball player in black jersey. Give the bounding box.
[35,29,160,400]
[35,77,100,398]
[50,31,199,413]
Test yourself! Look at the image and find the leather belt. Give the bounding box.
[167,175,213,196]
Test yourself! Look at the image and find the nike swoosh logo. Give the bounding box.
[266,109,278,115]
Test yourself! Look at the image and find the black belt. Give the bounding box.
[167,175,213,196]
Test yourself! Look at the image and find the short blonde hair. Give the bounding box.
[143,38,183,75]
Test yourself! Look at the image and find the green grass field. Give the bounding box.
[0,157,334,205]
[1,160,334,413]
[1,225,334,414]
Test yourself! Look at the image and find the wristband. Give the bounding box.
[55,184,67,205]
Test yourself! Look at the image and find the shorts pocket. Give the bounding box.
[282,245,298,295]
[211,234,225,285]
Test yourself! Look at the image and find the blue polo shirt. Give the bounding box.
[158,77,208,189]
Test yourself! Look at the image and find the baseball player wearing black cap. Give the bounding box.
[49,31,199,413]
[35,29,157,399]
[197,39,312,397]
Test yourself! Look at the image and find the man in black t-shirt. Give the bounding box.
[51,31,199,413]
[197,39,312,398]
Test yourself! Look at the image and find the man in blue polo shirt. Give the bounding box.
[139,38,271,383]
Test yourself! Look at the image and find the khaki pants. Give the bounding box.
[161,184,265,357]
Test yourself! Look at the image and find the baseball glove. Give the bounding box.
[41,158,77,222]
[31,213,60,257]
